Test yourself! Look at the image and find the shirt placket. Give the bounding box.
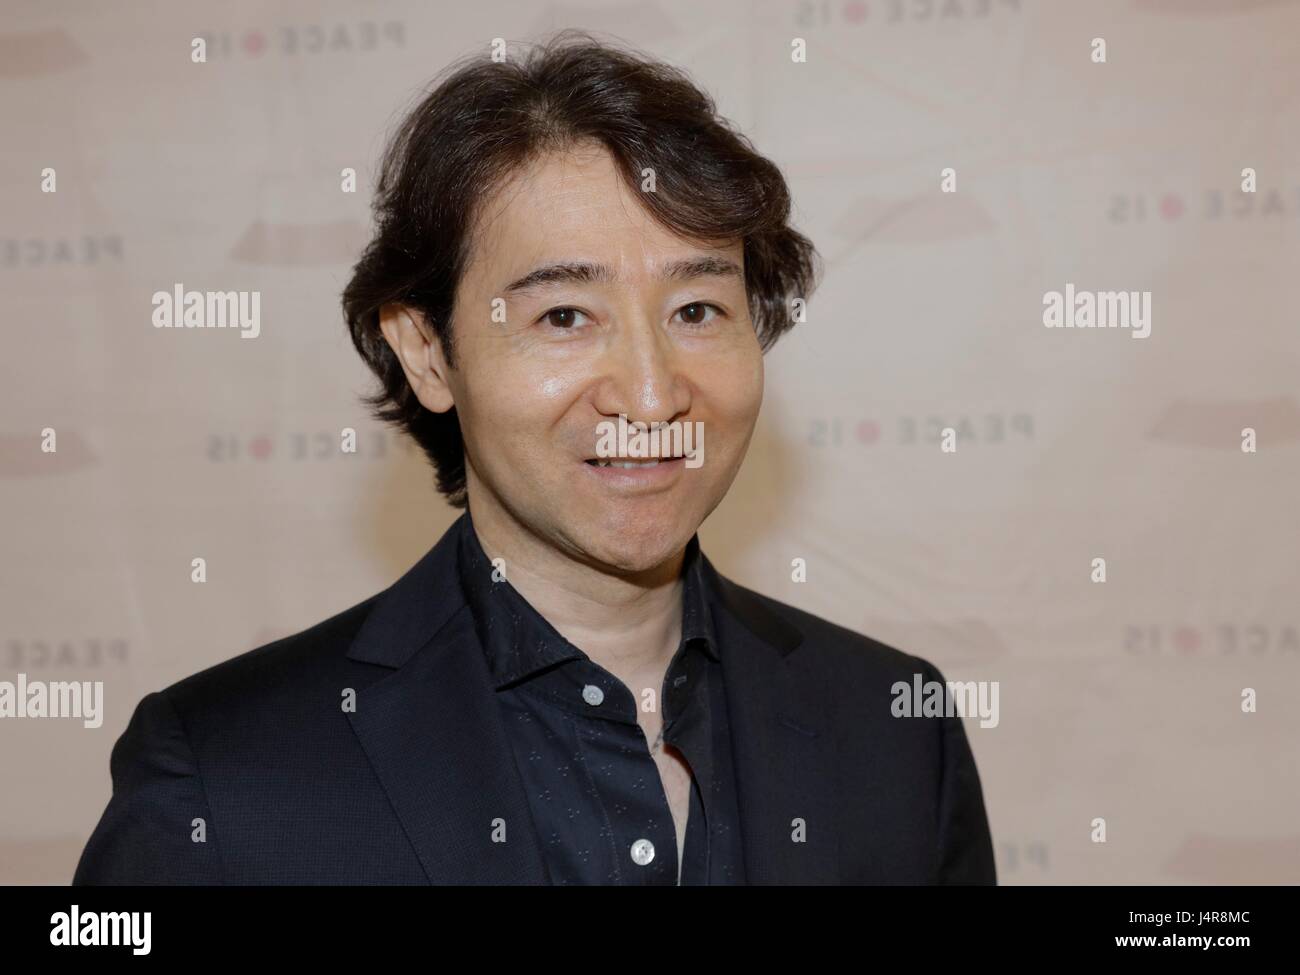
[563,662,681,885]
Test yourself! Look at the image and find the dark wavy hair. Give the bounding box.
[342,29,820,508]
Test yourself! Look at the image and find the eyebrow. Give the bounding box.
[500,256,743,297]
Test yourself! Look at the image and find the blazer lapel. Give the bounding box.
[343,516,550,884]
[341,516,839,885]
[703,555,842,884]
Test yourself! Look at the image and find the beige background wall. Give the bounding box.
[2,0,1297,884]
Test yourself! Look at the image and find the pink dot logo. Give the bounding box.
[1160,194,1184,221]
[844,1,868,23]
[1174,626,1200,653]
[855,420,880,444]
[250,436,273,460]
[243,31,266,56]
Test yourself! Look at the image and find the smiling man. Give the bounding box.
[73,31,995,886]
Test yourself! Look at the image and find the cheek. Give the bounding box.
[536,372,583,401]
[702,347,764,431]
[457,360,578,458]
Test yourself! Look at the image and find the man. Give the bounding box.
[74,31,995,885]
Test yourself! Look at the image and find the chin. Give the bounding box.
[575,507,700,574]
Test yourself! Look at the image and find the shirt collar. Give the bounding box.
[456,510,720,689]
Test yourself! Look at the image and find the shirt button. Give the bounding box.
[630,838,655,866]
[581,684,604,706]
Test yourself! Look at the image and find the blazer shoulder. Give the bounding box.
[156,591,383,722]
[716,573,941,683]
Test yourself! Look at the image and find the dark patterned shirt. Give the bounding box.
[455,509,745,884]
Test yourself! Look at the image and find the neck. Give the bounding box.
[465,492,687,685]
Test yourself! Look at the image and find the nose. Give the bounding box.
[590,317,692,428]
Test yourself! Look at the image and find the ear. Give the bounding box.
[378,303,456,413]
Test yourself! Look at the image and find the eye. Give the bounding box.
[674,302,723,327]
[538,307,592,330]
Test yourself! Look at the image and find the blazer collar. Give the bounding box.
[344,512,839,884]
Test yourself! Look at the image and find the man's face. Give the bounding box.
[409,142,763,574]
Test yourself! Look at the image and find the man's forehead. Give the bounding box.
[466,147,742,284]
[477,147,655,245]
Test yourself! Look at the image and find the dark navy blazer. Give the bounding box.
[73,514,997,885]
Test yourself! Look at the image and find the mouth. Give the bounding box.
[581,454,688,491]
[585,458,676,468]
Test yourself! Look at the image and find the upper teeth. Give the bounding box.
[593,459,661,468]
